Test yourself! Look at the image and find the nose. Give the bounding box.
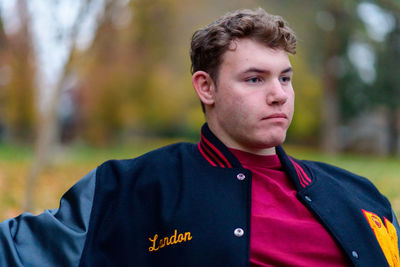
[266,80,288,105]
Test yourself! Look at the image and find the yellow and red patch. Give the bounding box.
[362,209,400,267]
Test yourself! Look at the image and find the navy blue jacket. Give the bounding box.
[1,124,399,266]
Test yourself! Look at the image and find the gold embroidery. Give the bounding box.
[148,229,192,252]
[362,209,400,267]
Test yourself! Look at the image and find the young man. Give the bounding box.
[1,8,399,267]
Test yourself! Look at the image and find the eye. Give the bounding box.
[279,76,291,84]
[246,77,263,84]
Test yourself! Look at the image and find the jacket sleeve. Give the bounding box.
[0,169,96,267]
[392,210,400,252]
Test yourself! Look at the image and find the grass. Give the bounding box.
[0,142,399,221]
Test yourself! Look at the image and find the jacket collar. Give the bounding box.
[198,123,241,168]
[198,123,313,190]
[276,146,313,189]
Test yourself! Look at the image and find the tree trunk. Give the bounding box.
[23,0,94,212]
[24,89,59,211]
[321,69,340,153]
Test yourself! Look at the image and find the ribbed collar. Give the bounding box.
[197,123,313,189]
[228,148,281,170]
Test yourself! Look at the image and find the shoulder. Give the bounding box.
[103,142,195,165]
[96,142,197,179]
[297,159,390,206]
[299,159,374,186]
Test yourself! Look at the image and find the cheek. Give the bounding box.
[219,92,245,112]
[288,90,295,111]
[233,97,258,120]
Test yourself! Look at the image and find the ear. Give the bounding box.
[192,71,216,107]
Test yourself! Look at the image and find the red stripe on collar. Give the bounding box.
[198,133,233,168]
[200,133,232,168]
[289,158,311,188]
[197,143,217,167]
[200,140,226,168]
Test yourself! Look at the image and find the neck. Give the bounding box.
[227,144,276,156]
[206,120,277,156]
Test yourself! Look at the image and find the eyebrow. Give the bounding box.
[242,67,293,74]
[281,67,293,74]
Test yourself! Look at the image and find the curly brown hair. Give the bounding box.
[190,8,297,84]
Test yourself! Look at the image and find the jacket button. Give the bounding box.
[234,228,244,237]
[351,251,359,259]
[305,195,312,202]
[237,173,246,180]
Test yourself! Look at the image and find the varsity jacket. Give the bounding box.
[1,123,399,267]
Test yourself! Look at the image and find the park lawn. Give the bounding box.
[0,143,399,221]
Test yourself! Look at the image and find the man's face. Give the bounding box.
[207,38,294,155]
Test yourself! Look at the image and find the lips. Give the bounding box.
[263,113,287,120]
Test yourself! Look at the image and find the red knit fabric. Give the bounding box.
[229,148,350,267]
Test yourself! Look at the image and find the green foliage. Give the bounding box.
[374,17,400,109]
[288,49,323,142]
[5,55,36,141]
[0,3,36,143]
[2,0,399,151]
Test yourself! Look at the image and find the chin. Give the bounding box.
[259,134,287,148]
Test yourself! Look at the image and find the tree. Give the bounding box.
[374,13,400,155]
[24,0,103,211]
[76,0,189,144]
[0,10,8,140]
[1,0,36,143]
[314,0,363,153]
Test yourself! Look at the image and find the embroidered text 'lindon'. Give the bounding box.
[148,229,192,252]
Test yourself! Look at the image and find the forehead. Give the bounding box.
[220,38,291,72]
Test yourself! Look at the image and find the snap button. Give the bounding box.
[351,251,359,259]
[305,195,312,202]
[237,173,246,180]
[234,228,244,237]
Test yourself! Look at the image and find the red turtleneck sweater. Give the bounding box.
[229,148,350,267]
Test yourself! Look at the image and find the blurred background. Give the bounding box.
[0,0,399,220]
